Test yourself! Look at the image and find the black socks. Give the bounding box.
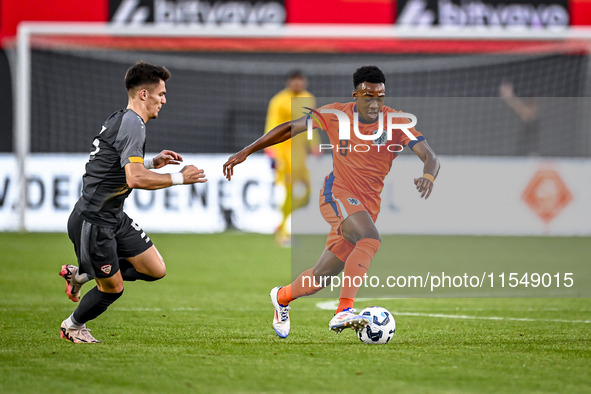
[72,286,123,325]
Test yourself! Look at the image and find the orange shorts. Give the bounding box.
[319,173,377,262]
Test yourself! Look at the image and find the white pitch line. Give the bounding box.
[315,300,591,324]
[113,307,202,312]
[2,304,588,324]
[0,307,203,312]
[316,300,341,310]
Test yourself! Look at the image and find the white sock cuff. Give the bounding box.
[74,272,92,284]
[65,314,83,329]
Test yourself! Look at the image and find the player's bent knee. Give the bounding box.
[96,278,124,293]
[361,236,381,246]
[141,266,165,281]
[150,264,166,279]
[153,270,166,280]
[356,238,382,256]
[364,233,382,243]
[342,211,381,244]
[344,226,381,244]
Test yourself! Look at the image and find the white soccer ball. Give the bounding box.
[357,306,396,345]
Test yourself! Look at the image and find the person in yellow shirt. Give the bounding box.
[265,71,319,246]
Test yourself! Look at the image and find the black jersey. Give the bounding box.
[73,109,147,226]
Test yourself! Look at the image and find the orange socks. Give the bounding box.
[336,238,381,313]
[277,268,324,306]
[337,298,355,312]
[278,238,381,311]
[277,284,292,306]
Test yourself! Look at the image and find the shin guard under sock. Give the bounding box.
[73,286,123,324]
[337,238,381,313]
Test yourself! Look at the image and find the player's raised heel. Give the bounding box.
[328,308,370,334]
[60,321,100,343]
[270,287,291,338]
[59,265,83,302]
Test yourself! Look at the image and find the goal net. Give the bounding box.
[12,24,591,157]
[7,23,591,233]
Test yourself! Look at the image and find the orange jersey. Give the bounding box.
[313,102,424,217]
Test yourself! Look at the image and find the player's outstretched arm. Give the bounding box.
[411,140,440,200]
[223,115,308,181]
[125,162,207,190]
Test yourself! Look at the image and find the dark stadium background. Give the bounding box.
[22,49,591,157]
[2,0,591,156]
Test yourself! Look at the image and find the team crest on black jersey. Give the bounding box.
[372,129,387,146]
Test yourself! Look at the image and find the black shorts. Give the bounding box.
[67,211,154,278]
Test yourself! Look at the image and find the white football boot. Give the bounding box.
[329,308,370,333]
[60,321,101,344]
[59,265,84,302]
[270,287,290,338]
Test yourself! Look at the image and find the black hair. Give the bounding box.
[353,65,385,88]
[125,61,171,91]
[287,70,305,80]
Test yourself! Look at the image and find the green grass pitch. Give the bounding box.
[0,232,590,393]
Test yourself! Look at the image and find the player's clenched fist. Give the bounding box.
[180,165,207,184]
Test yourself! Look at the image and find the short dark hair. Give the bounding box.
[125,62,171,91]
[287,70,305,80]
[353,66,385,88]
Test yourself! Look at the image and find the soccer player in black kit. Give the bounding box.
[59,62,207,343]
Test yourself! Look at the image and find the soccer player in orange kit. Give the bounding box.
[223,66,440,338]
